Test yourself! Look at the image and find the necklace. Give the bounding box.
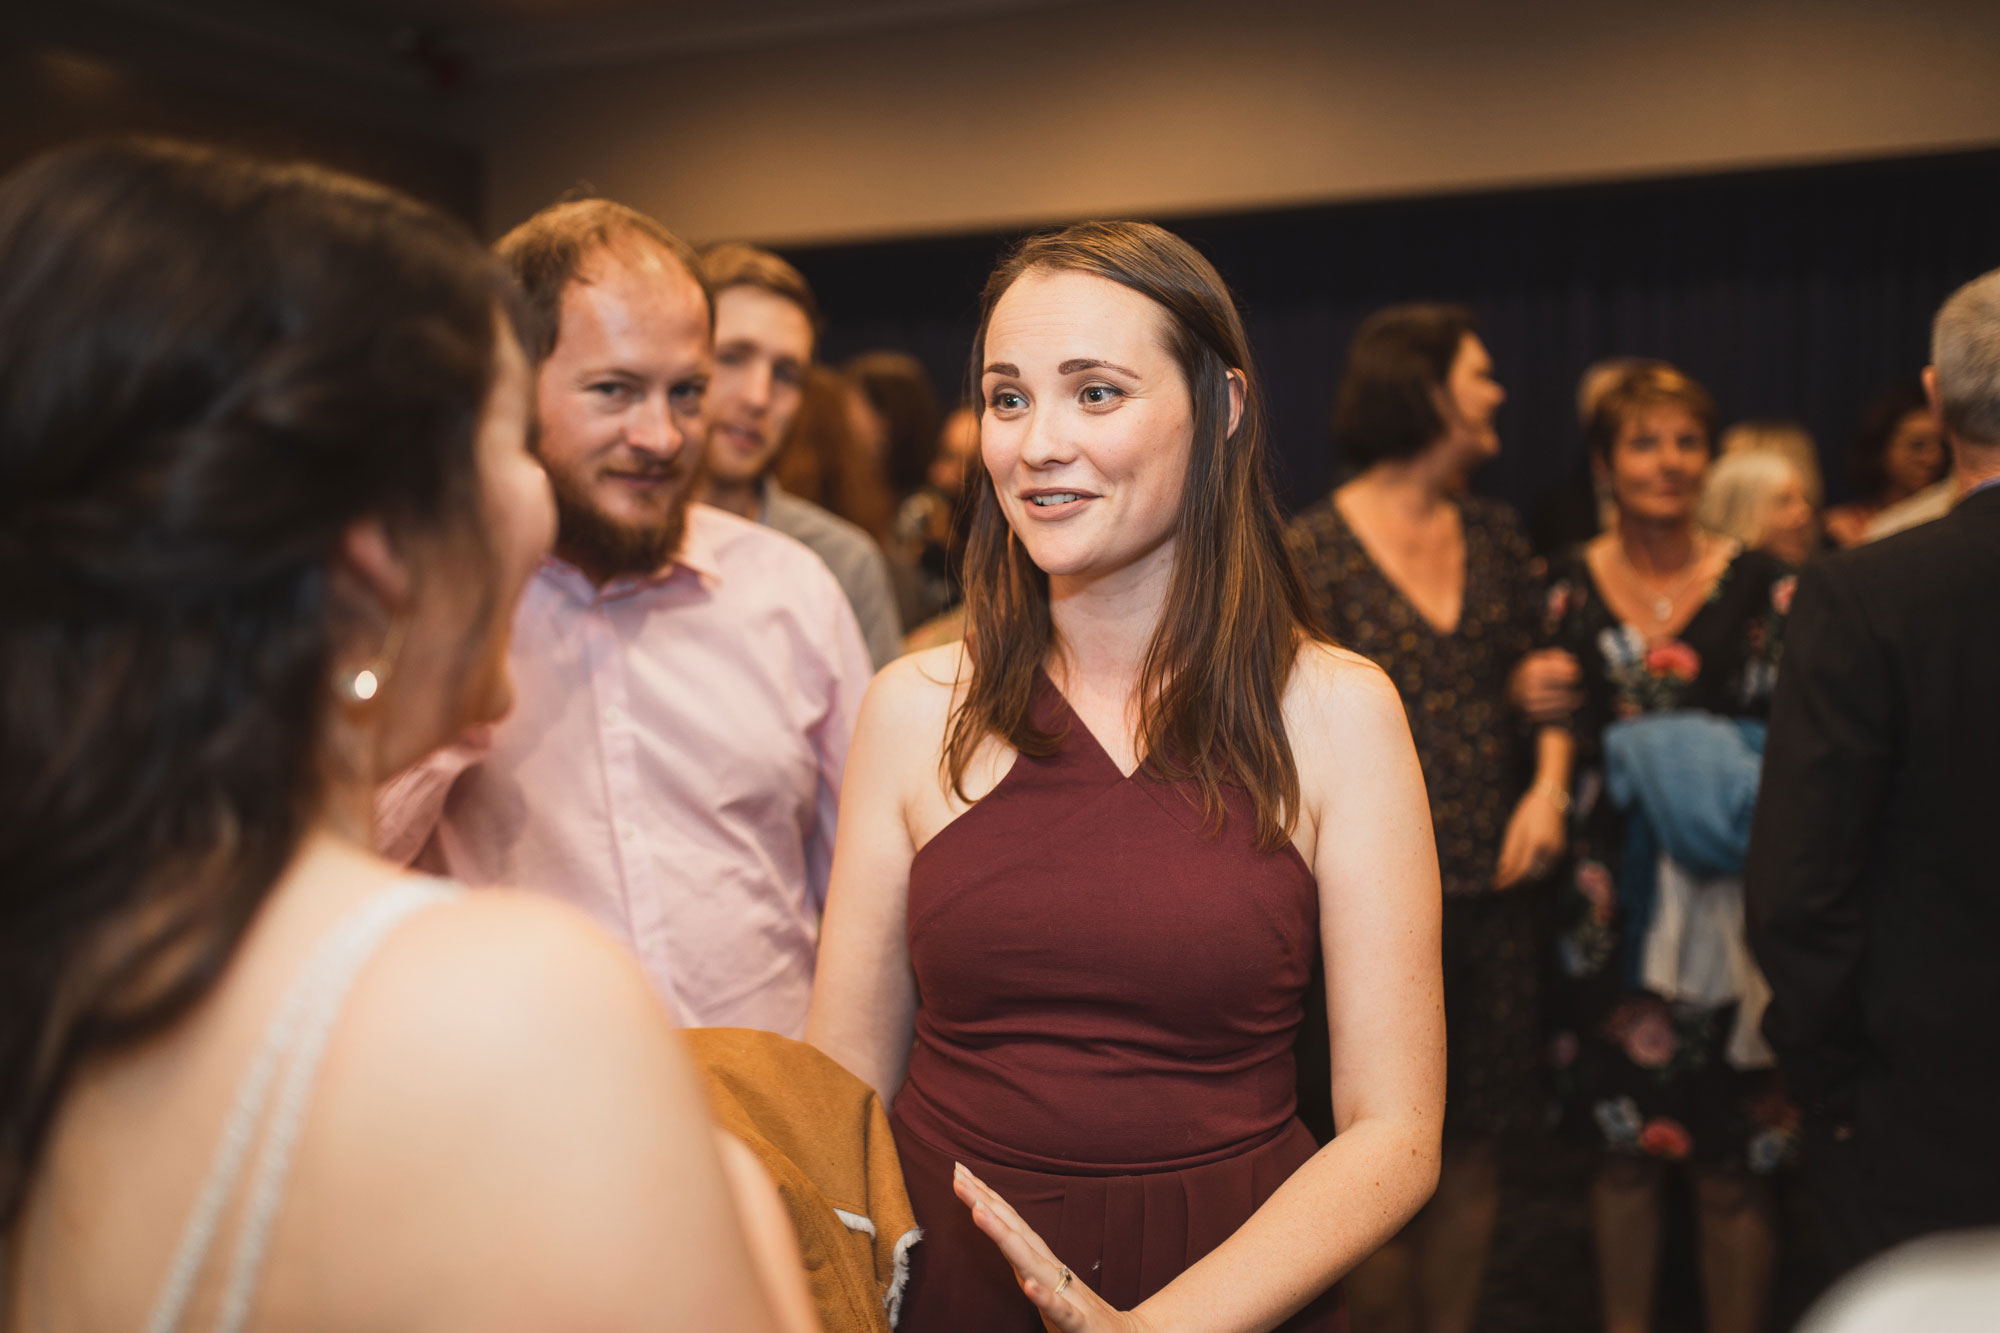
[1618,532,1711,625]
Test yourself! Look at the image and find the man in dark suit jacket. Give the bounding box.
[1747,266,2000,1278]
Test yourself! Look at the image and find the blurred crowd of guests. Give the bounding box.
[5,135,1995,1333]
[742,292,1987,1333]
[705,289,1960,696]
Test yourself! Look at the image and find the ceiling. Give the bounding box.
[75,0,1079,81]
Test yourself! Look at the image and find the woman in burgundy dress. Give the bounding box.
[809,222,1445,1332]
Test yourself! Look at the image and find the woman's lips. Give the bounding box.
[1020,489,1095,519]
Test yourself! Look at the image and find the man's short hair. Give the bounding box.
[700,242,822,342]
[494,198,709,363]
[1932,267,2000,446]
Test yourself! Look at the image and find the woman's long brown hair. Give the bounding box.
[945,221,1323,850]
[0,141,510,1231]
[771,365,897,544]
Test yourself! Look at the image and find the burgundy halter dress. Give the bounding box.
[890,672,1346,1330]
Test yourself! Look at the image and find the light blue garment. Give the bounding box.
[1605,711,1766,875]
[1603,711,1766,986]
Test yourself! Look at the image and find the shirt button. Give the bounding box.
[617,820,637,842]
[603,703,623,726]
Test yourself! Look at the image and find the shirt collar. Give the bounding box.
[539,504,725,603]
[674,505,726,583]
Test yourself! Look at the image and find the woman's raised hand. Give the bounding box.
[954,1164,1152,1333]
[1508,648,1582,725]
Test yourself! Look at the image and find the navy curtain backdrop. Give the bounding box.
[787,147,2000,526]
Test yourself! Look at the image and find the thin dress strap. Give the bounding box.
[144,877,459,1333]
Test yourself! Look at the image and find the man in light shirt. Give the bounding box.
[697,242,903,668]
[379,200,872,1037]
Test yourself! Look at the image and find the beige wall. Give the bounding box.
[471,0,2000,245]
[5,44,482,226]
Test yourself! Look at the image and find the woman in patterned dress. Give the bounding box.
[1289,304,1579,1333]
[1543,362,1798,1333]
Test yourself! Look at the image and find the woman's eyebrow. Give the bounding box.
[982,358,1141,378]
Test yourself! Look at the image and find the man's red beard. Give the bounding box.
[541,454,697,582]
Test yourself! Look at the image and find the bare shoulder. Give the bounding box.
[332,888,685,1119]
[376,887,663,1018]
[300,890,741,1323]
[1284,640,1406,742]
[852,640,1021,838]
[315,889,697,1163]
[875,641,968,705]
[1283,639,1420,826]
[860,642,967,747]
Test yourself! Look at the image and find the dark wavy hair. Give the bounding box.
[771,365,896,543]
[0,139,518,1230]
[1332,303,1479,468]
[946,220,1322,851]
[1846,378,1939,502]
[845,350,942,499]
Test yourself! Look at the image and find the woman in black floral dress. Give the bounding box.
[1290,305,1578,1333]
[1544,363,1798,1333]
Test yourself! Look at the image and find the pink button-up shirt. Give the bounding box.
[378,504,873,1036]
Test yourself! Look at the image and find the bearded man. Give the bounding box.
[379,199,871,1037]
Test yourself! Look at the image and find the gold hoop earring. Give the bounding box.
[336,616,408,705]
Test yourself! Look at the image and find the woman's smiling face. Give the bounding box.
[978,268,1197,585]
[1607,402,1710,527]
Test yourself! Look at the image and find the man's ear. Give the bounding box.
[1225,369,1246,439]
[1922,364,1946,429]
[335,517,414,616]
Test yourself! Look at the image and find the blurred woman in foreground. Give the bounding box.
[0,140,813,1332]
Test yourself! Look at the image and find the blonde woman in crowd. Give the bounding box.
[1701,442,1820,566]
[1719,420,1823,503]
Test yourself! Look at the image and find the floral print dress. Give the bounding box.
[1544,545,1799,1173]
[1288,493,1548,1141]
